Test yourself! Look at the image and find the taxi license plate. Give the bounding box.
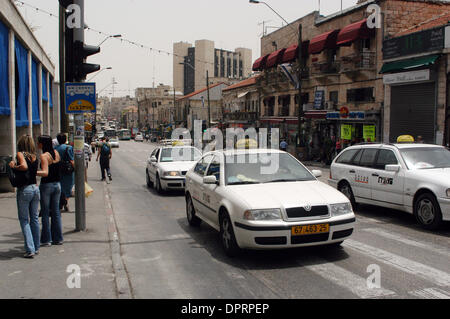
[291,224,329,236]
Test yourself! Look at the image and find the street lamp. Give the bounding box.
[87,66,112,81]
[98,34,122,46]
[249,0,297,33]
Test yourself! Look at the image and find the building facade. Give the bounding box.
[173,40,252,95]
[0,0,59,192]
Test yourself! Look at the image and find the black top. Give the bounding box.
[41,152,61,184]
[22,153,38,186]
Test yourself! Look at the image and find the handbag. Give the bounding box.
[7,157,31,188]
[61,147,74,175]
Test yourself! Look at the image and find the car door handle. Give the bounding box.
[372,173,379,177]
[349,170,356,173]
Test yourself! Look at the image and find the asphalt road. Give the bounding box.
[106,140,450,299]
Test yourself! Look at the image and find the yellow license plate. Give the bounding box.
[291,224,329,236]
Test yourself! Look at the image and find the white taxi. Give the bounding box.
[146,146,202,193]
[185,149,355,256]
[329,143,450,230]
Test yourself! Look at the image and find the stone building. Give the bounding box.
[173,40,252,95]
[252,0,450,159]
[0,0,59,192]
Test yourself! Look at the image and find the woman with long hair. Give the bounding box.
[9,135,40,258]
[37,135,64,246]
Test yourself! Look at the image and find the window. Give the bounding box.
[336,149,360,164]
[329,91,338,107]
[359,149,378,167]
[347,88,374,103]
[194,155,213,176]
[374,149,398,170]
[206,156,220,181]
[350,149,363,165]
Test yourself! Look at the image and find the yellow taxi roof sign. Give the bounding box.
[236,138,258,149]
[397,135,415,143]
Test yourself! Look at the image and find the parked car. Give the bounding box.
[185,149,355,256]
[135,133,144,142]
[328,143,450,230]
[146,146,202,193]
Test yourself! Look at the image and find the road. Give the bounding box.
[105,140,450,299]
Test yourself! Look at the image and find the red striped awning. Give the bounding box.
[309,29,340,54]
[252,54,270,71]
[337,19,375,46]
[265,48,286,68]
[281,41,310,63]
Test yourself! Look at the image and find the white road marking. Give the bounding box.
[409,288,450,299]
[362,228,450,258]
[344,239,450,287]
[301,259,396,299]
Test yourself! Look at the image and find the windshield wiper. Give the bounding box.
[263,179,304,183]
[228,181,261,185]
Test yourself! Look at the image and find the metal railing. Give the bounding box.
[311,61,340,75]
[339,51,376,73]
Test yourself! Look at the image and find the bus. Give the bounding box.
[118,129,131,141]
[105,128,116,138]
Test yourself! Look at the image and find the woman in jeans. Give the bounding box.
[37,135,63,246]
[9,135,40,258]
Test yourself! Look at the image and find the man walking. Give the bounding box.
[96,137,112,182]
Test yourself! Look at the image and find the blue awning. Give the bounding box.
[31,58,41,125]
[15,38,29,127]
[42,69,48,102]
[49,76,53,108]
[0,20,9,116]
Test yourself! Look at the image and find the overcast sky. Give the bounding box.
[16,0,358,97]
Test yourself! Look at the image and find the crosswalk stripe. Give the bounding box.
[344,239,450,287]
[301,258,396,299]
[361,228,450,258]
[409,288,450,299]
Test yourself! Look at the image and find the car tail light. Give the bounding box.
[329,170,332,180]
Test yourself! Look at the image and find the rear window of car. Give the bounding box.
[359,149,379,167]
[335,149,360,164]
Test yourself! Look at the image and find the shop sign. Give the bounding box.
[313,90,325,110]
[383,69,430,85]
[341,124,352,140]
[326,111,365,120]
[363,125,376,141]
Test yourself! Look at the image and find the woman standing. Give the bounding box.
[37,135,63,246]
[9,135,40,258]
[55,133,74,212]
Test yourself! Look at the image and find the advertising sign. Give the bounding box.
[65,83,96,114]
[363,125,376,141]
[341,124,352,140]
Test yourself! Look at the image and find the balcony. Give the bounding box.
[224,111,258,122]
[311,61,340,76]
[340,51,376,73]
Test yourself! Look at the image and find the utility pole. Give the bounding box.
[206,70,211,128]
[297,23,304,152]
[59,4,69,133]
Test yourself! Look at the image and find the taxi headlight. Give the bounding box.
[330,203,353,216]
[163,171,180,177]
[446,188,450,198]
[243,209,282,221]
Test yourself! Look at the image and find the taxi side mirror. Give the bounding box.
[150,156,157,163]
[385,164,401,172]
[203,175,218,185]
[311,170,322,178]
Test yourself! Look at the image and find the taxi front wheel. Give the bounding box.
[186,195,201,227]
[414,193,443,230]
[220,212,241,257]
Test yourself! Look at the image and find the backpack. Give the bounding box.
[7,155,31,188]
[101,143,110,158]
[60,147,74,175]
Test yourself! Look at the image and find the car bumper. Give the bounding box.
[438,197,450,221]
[160,177,186,189]
[233,215,355,249]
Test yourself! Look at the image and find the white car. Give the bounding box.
[135,133,144,142]
[184,149,355,256]
[109,138,120,148]
[328,143,450,230]
[146,146,202,193]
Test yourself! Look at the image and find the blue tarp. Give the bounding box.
[31,58,41,125]
[49,76,53,108]
[0,20,9,116]
[15,38,29,127]
[42,69,48,102]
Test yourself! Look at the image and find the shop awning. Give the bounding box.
[237,91,249,98]
[252,54,269,71]
[337,19,374,46]
[281,41,310,63]
[266,48,286,68]
[379,54,440,74]
[309,29,340,54]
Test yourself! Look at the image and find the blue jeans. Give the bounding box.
[17,185,40,254]
[40,182,63,244]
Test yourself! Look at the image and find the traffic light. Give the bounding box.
[61,0,100,82]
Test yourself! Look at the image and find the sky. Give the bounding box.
[16,0,358,98]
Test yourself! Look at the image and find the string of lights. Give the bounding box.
[14,0,217,67]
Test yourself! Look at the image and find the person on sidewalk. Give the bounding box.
[9,135,40,258]
[55,133,74,212]
[96,137,112,182]
[280,139,288,152]
[37,135,64,247]
[84,142,92,182]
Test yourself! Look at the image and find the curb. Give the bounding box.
[103,182,133,299]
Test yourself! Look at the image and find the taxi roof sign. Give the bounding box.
[397,135,415,143]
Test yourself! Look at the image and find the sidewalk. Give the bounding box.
[0,166,117,299]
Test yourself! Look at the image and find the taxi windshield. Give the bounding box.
[224,153,315,185]
[400,147,450,169]
[160,147,202,163]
